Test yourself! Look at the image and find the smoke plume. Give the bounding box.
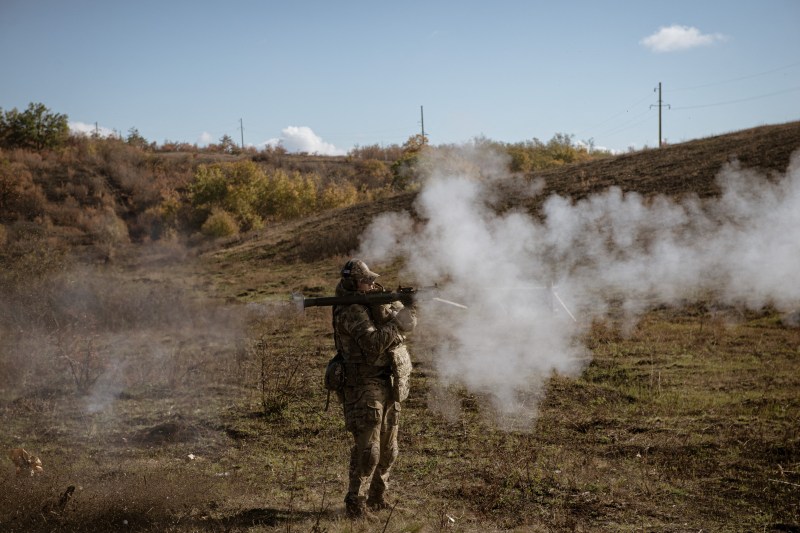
[358,146,800,428]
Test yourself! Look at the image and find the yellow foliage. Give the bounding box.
[256,170,319,219]
[320,180,358,210]
[201,208,239,238]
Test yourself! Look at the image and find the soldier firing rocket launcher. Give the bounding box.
[292,286,468,311]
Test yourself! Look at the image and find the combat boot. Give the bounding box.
[345,495,376,520]
[367,493,393,511]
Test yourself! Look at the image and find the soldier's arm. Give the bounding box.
[342,305,404,355]
[391,304,416,332]
[370,302,416,332]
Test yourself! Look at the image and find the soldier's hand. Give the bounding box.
[392,306,417,332]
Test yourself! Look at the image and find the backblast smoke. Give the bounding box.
[357,146,800,429]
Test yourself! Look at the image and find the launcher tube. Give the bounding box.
[292,286,466,310]
[298,291,413,308]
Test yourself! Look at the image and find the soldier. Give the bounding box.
[332,259,416,519]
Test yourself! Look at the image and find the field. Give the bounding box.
[1,123,800,532]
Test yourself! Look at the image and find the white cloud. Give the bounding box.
[263,126,345,156]
[197,131,213,146]
[69,121,116,138]
[575,139,618,155]
[641,25,726,53]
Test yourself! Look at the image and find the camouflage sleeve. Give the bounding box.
[369,303,395,325]
[392,304,416,332]
[370,302,416,332]
[342,304,404,356]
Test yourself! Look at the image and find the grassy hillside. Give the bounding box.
[210,120,800,290]
[1,122,799,532]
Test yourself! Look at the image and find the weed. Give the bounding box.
[52,325,105,395]
[253,330,309,417]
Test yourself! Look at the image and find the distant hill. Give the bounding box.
[534,120,800,200]
[215,121,800,265]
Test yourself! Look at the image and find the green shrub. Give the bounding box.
[391,134,428,191]
[256,169,318,219]
[201,208,239,238]
[188,160,366,223]
[126,127,149,150]
[189,161,266,231]
[319,180,358,209]
[190,164,228,209]
[0,102,69,150]
[353,158,392,190]
[505,133,612,173]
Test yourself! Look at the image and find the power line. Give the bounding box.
[671,86,800,110]
[574,91,653,137]
[672,60,800,92]
[593,107,652,138]
[591,80,798,146]
[596,112,653,139]
[581,61,800,146]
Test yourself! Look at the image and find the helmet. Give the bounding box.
[341,259,380,282]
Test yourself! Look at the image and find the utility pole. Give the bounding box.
[239,118,244,150]
[420,105,426,144]
[650,82,670,148]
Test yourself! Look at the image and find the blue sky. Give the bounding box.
[1,0,798,154]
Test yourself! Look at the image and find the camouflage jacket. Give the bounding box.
[333,281,409,381]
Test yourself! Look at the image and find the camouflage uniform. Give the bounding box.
[333,260,416,517]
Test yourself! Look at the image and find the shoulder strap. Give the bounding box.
[332,305,341,351]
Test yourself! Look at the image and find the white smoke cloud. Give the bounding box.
[263,126,346,156]
[357,146,800,429]
[641,25,726,53]
[197,131,213,146]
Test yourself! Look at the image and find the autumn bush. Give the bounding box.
[391,133,428,191]
[189,161,265,231]
[187,160,364,234]
[319,179,358,209]
[134,189,182,241]
[0,157,47,222]
[201,208,240,238]
[256,168,319,219]
[506,132,612,172]
[348,142,404,161]
[352,158,392,191]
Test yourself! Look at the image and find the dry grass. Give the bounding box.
[1,246,798,532]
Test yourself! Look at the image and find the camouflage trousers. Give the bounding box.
[343,379,400,505]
